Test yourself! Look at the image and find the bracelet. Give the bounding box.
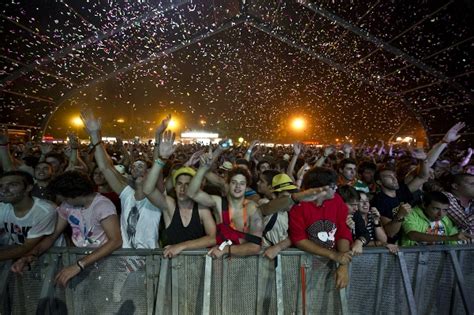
[89,140,103,153]
[154,158,166,167]
[374,223,382,228]
[76,260,85,271]
[441,138,450,144]
[358,237,368,246]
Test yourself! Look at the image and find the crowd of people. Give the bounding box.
[0,111,472,293]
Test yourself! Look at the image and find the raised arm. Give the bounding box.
[81,110,127,194]
[186,151,219,209]
[287,142,303,181]
[406,148,430,193]
[315,146,334,167]
[426,122,465,167]
[244,140,260,161]
[65,132,88,172]
[143,129,176,210]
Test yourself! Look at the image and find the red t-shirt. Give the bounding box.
[289,194,352,249]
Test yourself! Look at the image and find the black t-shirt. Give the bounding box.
[371,183,413,244]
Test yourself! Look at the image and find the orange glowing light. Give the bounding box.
[71,116,83,127]
[291,118,305,131]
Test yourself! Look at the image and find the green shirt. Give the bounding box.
[401,206,458,246]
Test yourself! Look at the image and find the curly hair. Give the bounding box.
[48,171,94,198]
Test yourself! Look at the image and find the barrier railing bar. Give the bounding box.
[0,261,11,300]
[64,252,76,315]
[449,250,473,315]
[374,253,385,314]
[398,252,418,315]
[39,253,58,299]
[222,258,228,315]
[275,254,284,315]
[0,261,12,314]
[171,258,179,315]
[152,255,161,305]
[154,258,169,314]
[340,286,349,315]
[145,255,154,315]
[43,244,474,256]
[256,256,267,314]
[201,255,212,315]
[413,251,428,308]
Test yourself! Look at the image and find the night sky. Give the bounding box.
[1,0,472,144]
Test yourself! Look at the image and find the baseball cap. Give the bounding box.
[271,174,298,192]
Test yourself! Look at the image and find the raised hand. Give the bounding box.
[67,132,79,149]
[342,143,352,155]
[293,141,303,156]
[324,146,335,157]
[443,122,465,143]
[410,148,427,160]
[296,163,310,180]
[185,149,205,166]
[199,149,214,168]
[80,110,102,134]
[40,142,53,155]
[159,130,176,159]
[155,114,171,141]
[248,140,260,150]
[115,137,124,147]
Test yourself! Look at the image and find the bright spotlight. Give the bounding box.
[291,118,305,131]
[71,116,83,127]
[168,119,178,129]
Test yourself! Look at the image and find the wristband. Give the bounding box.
[374,223,382,228]
[358,237,368,246]
[154,158,166,167]
[441,138,449,144]
[76,260,85,271]
[88,140,103,153]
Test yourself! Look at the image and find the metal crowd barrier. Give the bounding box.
[1,245,472,315]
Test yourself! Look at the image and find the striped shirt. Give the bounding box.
[443,192,473,236]
[366,214,376,242]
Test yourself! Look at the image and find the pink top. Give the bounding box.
[57,193,117,247]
